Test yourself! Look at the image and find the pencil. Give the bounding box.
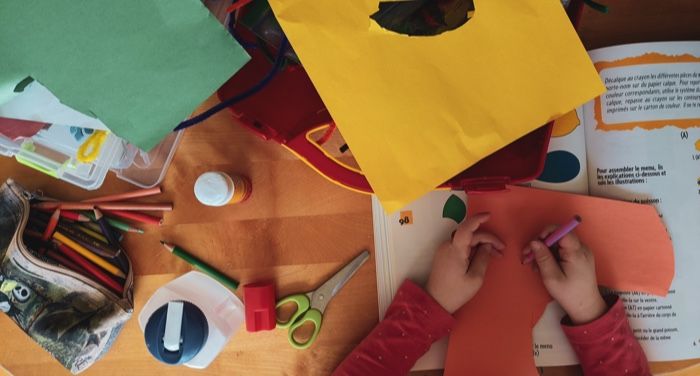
[544,215,582,247]
[103,209,162,226]
[35,208,90,222]
[55,222,118,258]
[30,215,116,251]
[53,232,125,278]
[82,187,162,203]
[74,223,109,244]
[523,215,582,264]
[40,247,85,276]
[32,201,172,212]
[80,222,124,241]
[160,241,239,290]
[53,241,123,294]
[84,212,145,234]
[42,209,61,241]
[93,209,123,252]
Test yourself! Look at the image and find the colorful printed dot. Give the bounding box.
[537,150,581,183]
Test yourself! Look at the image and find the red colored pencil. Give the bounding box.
[53,241,123,294]
[42,208,61,241]
[32,201,172,212]
[102,209,163,226]
[82,187,162,203]
[35,208,91,222]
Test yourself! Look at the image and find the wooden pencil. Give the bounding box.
[102,209,163,226]
[53,241,123,294]
[42,209,61,241]
[35,208,90,222]
[83,212,145,234]
[79,222,124,241]
[53,232,125,278]
[32,201,172,212]
[82,187,162,203]
[55,222,118,258]
[93,209,123,252]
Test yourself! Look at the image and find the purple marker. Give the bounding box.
[543,215,582,247]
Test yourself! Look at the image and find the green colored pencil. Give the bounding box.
[84,212,144,234]
[160,241,239,291]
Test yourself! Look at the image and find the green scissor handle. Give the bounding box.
[276,294,310,329]
[276,294,323,349]
[287,308,322,350]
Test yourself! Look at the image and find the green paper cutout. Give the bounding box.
[442,194,466,223]
[0,0,250,151]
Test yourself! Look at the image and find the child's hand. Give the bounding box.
[426,213,505,314]
[522,227,607,324]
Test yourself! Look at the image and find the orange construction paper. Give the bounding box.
[444,185,674,376]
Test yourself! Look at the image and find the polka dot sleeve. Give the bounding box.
[333,280,455,376]
[561,295,651,376]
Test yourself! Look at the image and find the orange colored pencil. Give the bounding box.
[52,231,125,278]
[82,187,162,203]
[32,201,172,212]
[102,209,163,226]
[42,208,61,241]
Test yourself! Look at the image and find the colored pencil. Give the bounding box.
[103,209,162,226]
[82,187,162,203]
[35,208,90,222]
[73,223,109,244]
[53,232,125,278]
[53,241,123,294]
[32,201,172,212]
[55,222,118,258]
[83,212,144,234]
[32,214,117,253]
[160,241,239,290]
[544,215,582,247]
[93,209,123,252]
[42,209,61,241]
[523,215,582,265]
[40,247,85,276]
[80,222,124,241]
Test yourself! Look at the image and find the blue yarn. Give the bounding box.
[173,36,288,131]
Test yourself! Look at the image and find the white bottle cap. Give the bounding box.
[194,172,234,207]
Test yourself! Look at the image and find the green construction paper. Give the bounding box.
[0,0,250,150]
[442,194,466,223]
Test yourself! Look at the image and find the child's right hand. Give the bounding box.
[522,227,607,325]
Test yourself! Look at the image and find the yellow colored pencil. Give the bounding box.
[53,232,125,278]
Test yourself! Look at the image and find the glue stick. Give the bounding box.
[194,172,251,207]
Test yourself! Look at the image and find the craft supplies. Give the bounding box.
[160,242,239,291]
[194,172,251,207]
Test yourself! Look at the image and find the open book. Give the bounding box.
[372,41,700,370]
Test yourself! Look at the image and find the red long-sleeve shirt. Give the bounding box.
[334,281,650,376]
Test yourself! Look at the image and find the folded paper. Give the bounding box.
[268,0,605,211]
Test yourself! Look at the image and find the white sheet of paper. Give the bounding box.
[0,80,109,130]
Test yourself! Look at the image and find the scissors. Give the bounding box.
[276,250,370,349]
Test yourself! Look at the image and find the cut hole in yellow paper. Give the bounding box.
[370,0,475,36]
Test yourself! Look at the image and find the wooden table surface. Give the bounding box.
[1,1,699,375]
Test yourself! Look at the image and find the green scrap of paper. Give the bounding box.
[442,194,466,223]
[0,0,250,151]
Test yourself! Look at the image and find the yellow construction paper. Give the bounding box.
[269,0,605,212]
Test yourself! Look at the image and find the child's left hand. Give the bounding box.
[426,213,505,313]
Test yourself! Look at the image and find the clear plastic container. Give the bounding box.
[0,123,182,190]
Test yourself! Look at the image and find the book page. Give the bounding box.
[529,108,590,366]
[372,190,467,371]
[583,41,700,361]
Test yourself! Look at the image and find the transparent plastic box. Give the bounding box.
[0,123,182,190]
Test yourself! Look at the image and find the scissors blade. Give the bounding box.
[310,250,370,312]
